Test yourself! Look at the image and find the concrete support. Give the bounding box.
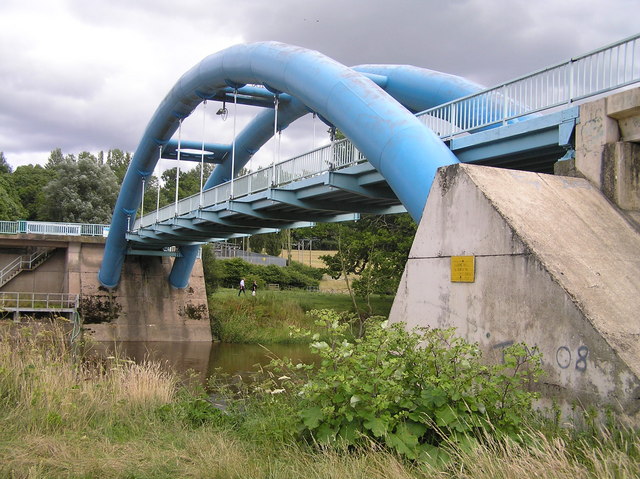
[66,242,82,295]
[602,142,640,213]
[573,87,640,220]
[574,98,620,188]
[607,88,640,142]
[390,164,640,417]
[78,243,211,342]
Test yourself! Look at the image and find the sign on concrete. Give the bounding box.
[451,256,475,283]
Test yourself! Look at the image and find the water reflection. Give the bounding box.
[89,341,317,389]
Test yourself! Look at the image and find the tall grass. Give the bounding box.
[208,288,395,343]
[0,323,175,432]
[1,320,638,478]
[209,290,320,343]
[439,428,640,478]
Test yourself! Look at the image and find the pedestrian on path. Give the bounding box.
[251,280,258,296]
[238,278,246,296]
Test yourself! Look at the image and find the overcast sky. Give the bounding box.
[1,0,637,172]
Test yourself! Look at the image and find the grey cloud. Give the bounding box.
[0,0,636,168]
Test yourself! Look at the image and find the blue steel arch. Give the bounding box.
[99,42,483,289]
[204,63,484,189]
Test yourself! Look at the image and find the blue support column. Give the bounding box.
[168,245,201,289]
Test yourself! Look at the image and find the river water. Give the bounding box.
[89,341,317,390]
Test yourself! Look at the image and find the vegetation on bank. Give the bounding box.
[1,319,638,478]
[208,288,394,343]
[202,250,324,291]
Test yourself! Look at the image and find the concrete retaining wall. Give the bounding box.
[0,237,211,342]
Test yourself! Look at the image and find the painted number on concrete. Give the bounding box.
[451,256,475,283]
[556,345,589,372]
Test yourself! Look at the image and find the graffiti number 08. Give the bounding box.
[556,345,589,372]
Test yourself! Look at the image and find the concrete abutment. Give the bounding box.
[391,87,640,416]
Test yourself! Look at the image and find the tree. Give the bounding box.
[40,152,119,223]
[155,164,214,209]
[12,164,50,220]
[0,175,26,220]
[0,153,25,220]
[106,149,132,184]
[320,214,417,317]
[0,152,12,174]
[249,231,284,256]
[45,148,71,170]
[201,243,224,293]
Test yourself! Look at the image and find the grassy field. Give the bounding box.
[208,288,394,343]
[279,249,336,269]
[1,321,638,478]
[279,249,356,292]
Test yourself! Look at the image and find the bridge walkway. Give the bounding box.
[129,106,578,246]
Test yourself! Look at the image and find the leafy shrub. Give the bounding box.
[156,393,224,427]
[201,244,224,292]
[212,258,321,290]
[289,310,543,461]
[288,261,325,281]
[208,292,320,343]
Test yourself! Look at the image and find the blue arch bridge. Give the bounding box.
[99,36,640,289]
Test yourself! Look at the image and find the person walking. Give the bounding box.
[238,278,246,296]
[251,280,258,296]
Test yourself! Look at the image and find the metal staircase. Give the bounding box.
[0,248,56,288]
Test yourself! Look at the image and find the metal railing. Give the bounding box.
[0,221,110,237]
[0,292,79,311]
[418,33,640,138]
[214,245,287,266]
[137,138,366,228]
[135,33,639,231]
[0,249,54,287]
[0,221,18,235]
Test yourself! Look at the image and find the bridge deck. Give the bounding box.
[129,107,578,247]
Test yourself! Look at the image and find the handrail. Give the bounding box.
[0,256,22,286]
[417,33,640,138]
[0,249,53,287]
[0,291,79,310]
[0,221,110,237]
[129,33,637,231]
[136,138,365,229]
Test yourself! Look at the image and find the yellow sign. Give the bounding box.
[451,256,475,283]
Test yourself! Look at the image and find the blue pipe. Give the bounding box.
[353,64,484,113]
[100,42,476,289]
[168,245,201,289]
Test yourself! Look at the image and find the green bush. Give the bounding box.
[288,260,325,281]
[211,258,321,290]
[201,244,224,291]
[274,310,543,462]
[208,291,324,343]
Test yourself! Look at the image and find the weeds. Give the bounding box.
[1,319,638,478]
[208,288,394,343]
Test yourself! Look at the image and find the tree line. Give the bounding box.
[0,149,212,224]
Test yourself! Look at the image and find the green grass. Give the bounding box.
[208,288,395,343]
[282,289,394,316]
[1,321,638,479]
